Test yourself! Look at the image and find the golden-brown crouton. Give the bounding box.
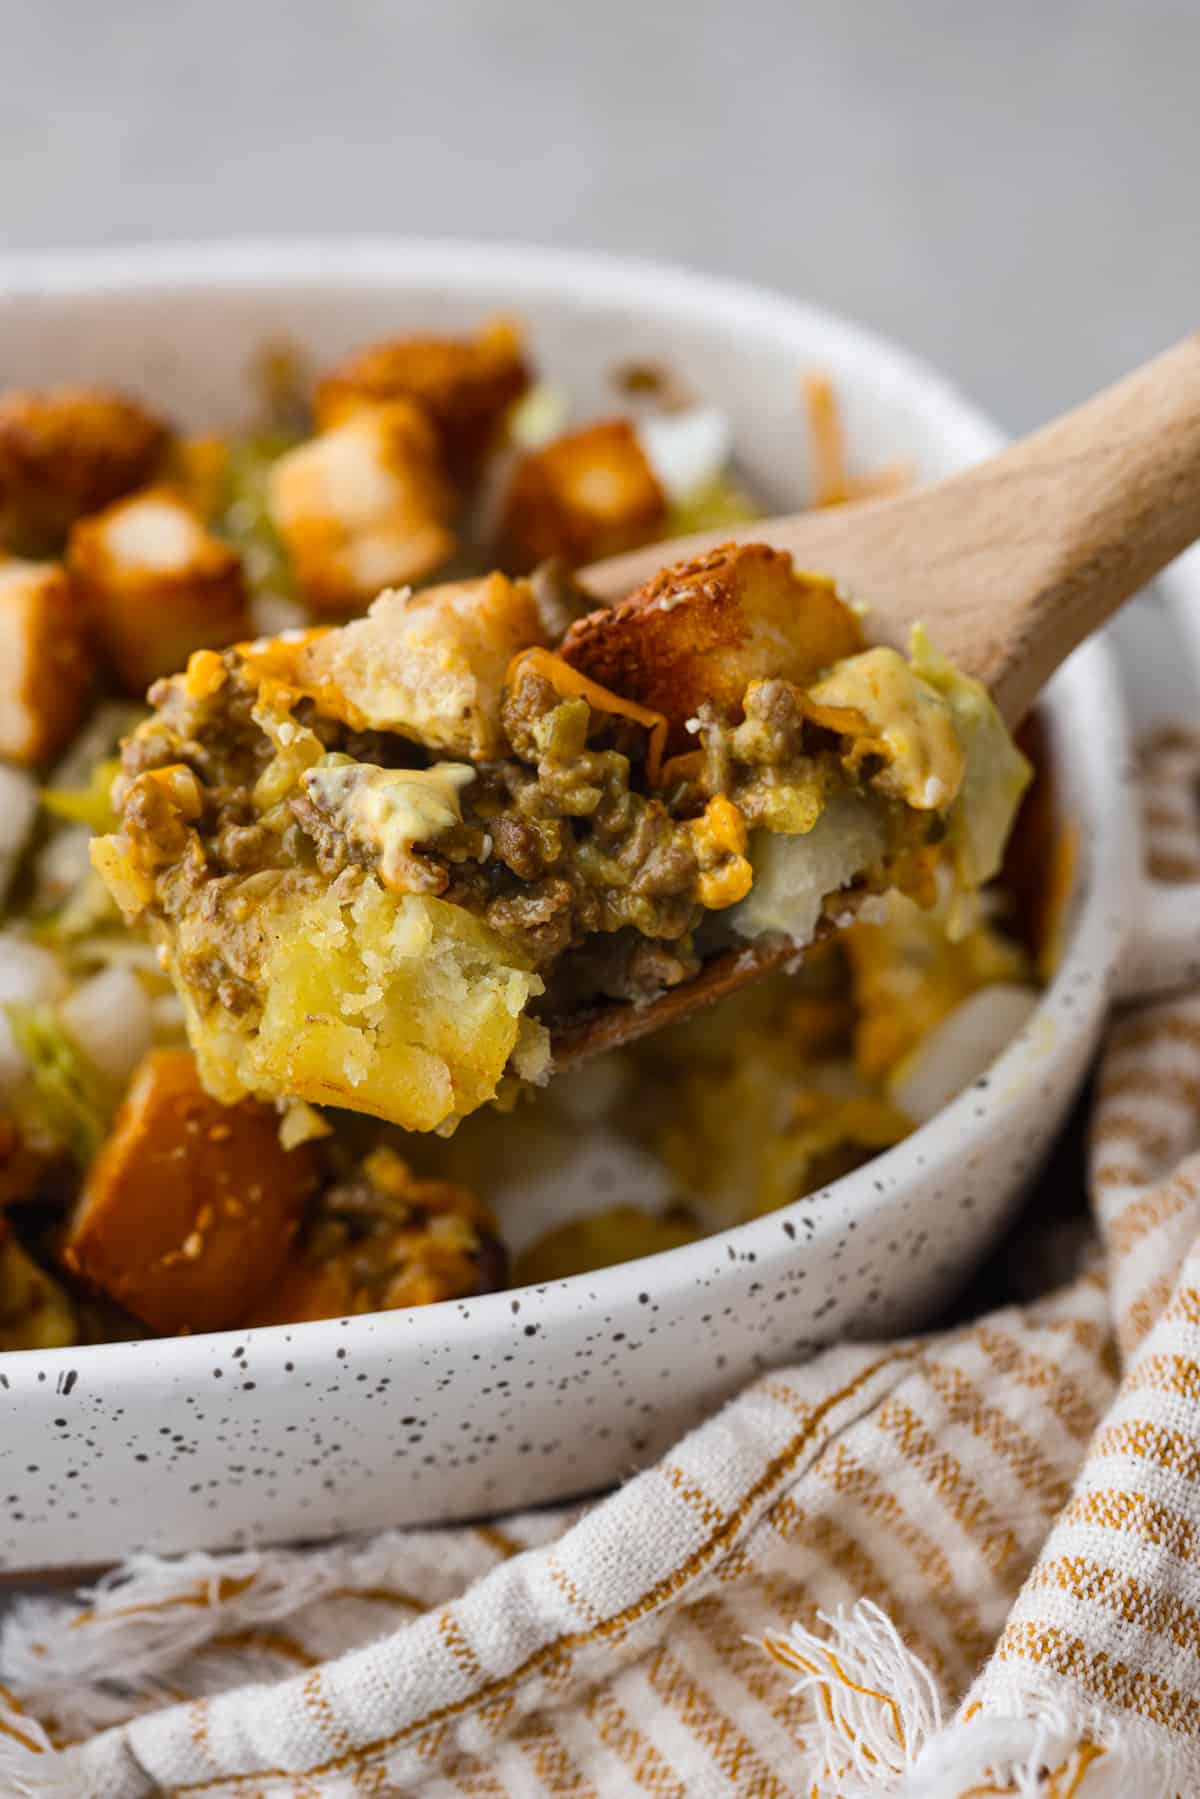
[299,571,547,758]
[166,433,230,522]
[245,1258,350,1326]
[62,1048,318,1336]
[68,487,250,696]
[269,400,455,614]
[0,558,94,764]
[498,418,667,572]
[315,317,530,484]
[560,542,865,749]
[0,387,170,555]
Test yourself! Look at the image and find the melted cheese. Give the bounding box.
[507,647,668,784]
[802,647,965,811]
[304,761,476,891]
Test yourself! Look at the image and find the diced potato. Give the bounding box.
[499,419,667,572]
[68,488,249,695]
[62,1048,318,1335]
[0,386,170,554]
[315,318,530,483]
[192,883,547,1135]
[562,541,864,749]
[0,1221,76,1351]
[0,558,94,764]
[890,984,1038,1125]
[299,572,547,758]
[268,400,455,613]
[60,966,154,1092]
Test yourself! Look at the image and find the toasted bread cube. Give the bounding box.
[68,488,250,696]
[561,542,865,749]
[0,558,94,764]
[0,386,169,554]
[247,1258,352,1326]
[63,1048,318,1335]
[498,419,667,572]
[315,318,530,484]
[269,400,454,614]
[299,571,547,758]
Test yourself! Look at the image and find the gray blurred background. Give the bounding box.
[2,0,1197,435]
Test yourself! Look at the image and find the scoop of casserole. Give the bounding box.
[93,543,1029,1134]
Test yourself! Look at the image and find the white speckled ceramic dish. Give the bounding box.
[0,241,1185,1571]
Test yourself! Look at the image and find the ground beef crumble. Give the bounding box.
[114,646,935,1014]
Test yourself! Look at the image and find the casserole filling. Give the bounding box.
[94,542,1030,1135]
[0,324,1044,1346]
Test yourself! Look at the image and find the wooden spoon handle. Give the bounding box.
[929,328,1200,720]
[581,331,1200,724]
[554,339,1200,1069]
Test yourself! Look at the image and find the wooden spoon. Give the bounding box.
[551,332,1200,1068]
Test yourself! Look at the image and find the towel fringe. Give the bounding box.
[758,1598,944,1792]
[0,1529,434,1733]
[0,1695,88,1798]
[900,1705,1181,1798]
[759,1602,1186,1798]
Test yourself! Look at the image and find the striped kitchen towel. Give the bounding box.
[4,731,1200,1798]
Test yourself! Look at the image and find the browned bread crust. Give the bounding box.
[561,541,864,748]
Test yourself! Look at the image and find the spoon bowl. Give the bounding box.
[555,333,1200,1065]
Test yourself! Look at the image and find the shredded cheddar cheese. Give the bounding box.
[804,373,910,508]
[690,794,753,909]
[506,646,669,784]
[236,627,376,734]
[659,749,705,787]
[236,627,332,686]
[184,648,228,700]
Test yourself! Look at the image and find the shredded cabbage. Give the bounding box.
[507,383,569,450]
[216,431,300,603]
[6,1003,110,1164]
[41,757,120,835]
[910,626,1033,900]
[666,471,760,536]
